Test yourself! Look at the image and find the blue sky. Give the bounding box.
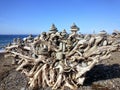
[0,0,120,34]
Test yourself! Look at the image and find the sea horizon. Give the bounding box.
[0,34,38,35]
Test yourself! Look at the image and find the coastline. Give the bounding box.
[0,34,37,50]
[0,49,6,53]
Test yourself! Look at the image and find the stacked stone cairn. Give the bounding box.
[5,23,120,90]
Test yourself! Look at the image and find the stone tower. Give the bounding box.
[49,24,58,33]
[70,23,79,33]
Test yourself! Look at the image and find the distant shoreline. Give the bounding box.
[0,49,6,52]
[0,34,37,50]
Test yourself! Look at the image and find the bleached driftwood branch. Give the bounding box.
[5,24,120,90]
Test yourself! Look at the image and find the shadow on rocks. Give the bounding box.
[84,64,120,85]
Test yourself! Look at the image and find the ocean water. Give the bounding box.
[0,35,36,50]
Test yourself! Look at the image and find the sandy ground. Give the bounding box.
[0,52,120,90]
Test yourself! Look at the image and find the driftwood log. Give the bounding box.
[5,24,120,90]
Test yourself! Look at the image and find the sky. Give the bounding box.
[0,0,120,34]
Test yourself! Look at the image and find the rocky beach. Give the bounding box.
[0,52,27,90]
[1,24,120,90]
[0,51,120,90]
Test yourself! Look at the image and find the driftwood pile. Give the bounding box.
[5,24,120,90]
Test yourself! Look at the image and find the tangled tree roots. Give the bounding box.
[5,24,120,90]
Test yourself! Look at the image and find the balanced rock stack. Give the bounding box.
[5,24,120,90]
